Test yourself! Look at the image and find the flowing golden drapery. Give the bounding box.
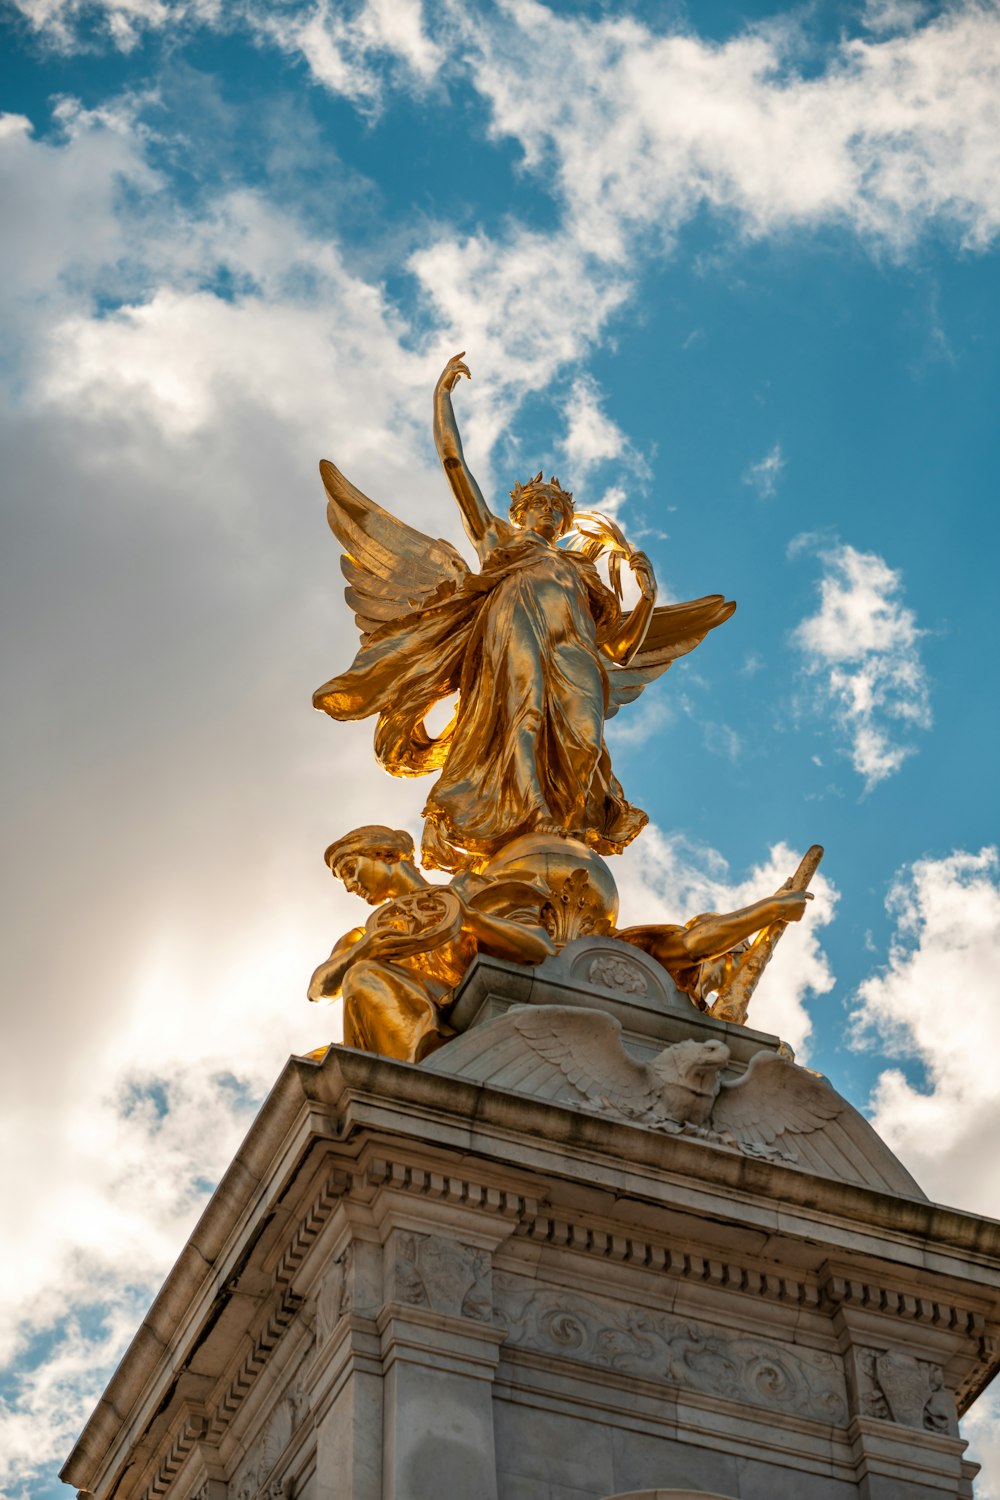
[315,525,646,871]
[313,356,735,876]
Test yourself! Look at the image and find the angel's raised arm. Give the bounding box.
[433,353,503,560]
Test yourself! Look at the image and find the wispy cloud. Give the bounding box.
[605,695,673,750]
[853,847,1000,1203]
[790,539,931,789]
[742,442,785,498]
[253,0,443,108]
[559,374,626,480]
[462,0,1000,258]
[862,0,931,36]
[14,1,1000,261]
[10,0,442,101]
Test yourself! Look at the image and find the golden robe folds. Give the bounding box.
[315,522,645,872]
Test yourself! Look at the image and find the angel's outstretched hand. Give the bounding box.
[629,550,657,600]
[437,351,471,393]
[771,889,813,922]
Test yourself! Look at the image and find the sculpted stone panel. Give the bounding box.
[586,952,649,996]
[494,1276,847,1427]
[856,1347,957,1435]
[387,1231,493,1321]
[315,1246,351,1342]
[230,1389,306,1500]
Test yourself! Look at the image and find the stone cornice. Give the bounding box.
[62,1045,1000,1497]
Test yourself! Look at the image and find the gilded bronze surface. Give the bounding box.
[313,352,735,874]
[307,825,555,1062]
[307,353,824,1061]
[618,845,824,1023]
[708,844,824,1024]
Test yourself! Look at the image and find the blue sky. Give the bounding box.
[2,0,1000,1492]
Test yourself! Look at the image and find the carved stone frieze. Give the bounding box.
[586,953,649,995]
[316,1246,351,1341]
[387,1231,493,1321]
[494,1276,847,1427]
[856,1347,958,1435]
[230,1388,306,1500]
[190,1482,227,1500]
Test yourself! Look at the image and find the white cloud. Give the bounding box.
[616,829,838,1059]
[10,0,439,95]
[559,373,628,479]
[0,1301,148,1495]
[790,540,931,789]
[0,102,161,337]
[862,0,931,37]
[252,0,442,107]
[15,2,1000,266]
[742,441,785,498]
[605,695,673,751]
[0,97,443,1494]
[10,0,219,52]
[851,846,1000,1486]
[852,848,1000,1208]
[463,0,1000,259]
[964,1390,1000,1500]
[408,226,630,471]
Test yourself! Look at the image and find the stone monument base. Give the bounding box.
[63,947,1000,1500]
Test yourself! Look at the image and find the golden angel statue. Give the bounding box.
[313,353,735,874]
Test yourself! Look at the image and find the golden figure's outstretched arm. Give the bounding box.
[433,352,504,560]
[564,511,658,666]
[618,889,812,968]
[461,905,557,965]
[307,924,433,1003]
[605,593,737,714]
[307,928,365,1003]
[600,549,657,665]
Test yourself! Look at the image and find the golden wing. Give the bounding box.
[320,458,470,640]
[606,595,736,717]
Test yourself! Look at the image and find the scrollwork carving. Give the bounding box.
[494,1277,847,1426]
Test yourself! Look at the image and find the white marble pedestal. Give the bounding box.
[63,945,1000,1500]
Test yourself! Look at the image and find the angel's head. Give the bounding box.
[325,825,414,904]
[509,473,574,540]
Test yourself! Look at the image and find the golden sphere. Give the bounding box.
[481,832,619,932]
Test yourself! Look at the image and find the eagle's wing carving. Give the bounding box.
[711,1052,843,1151]
[507,1006,662,1116]
[320,458,470,640]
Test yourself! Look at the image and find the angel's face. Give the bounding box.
[519,492,564,541]
[334,853,399,904]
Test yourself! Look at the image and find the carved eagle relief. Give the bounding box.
[424,1004,925,1196]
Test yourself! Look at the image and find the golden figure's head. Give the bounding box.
[509,472,574,540]
[324,825,414,905]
